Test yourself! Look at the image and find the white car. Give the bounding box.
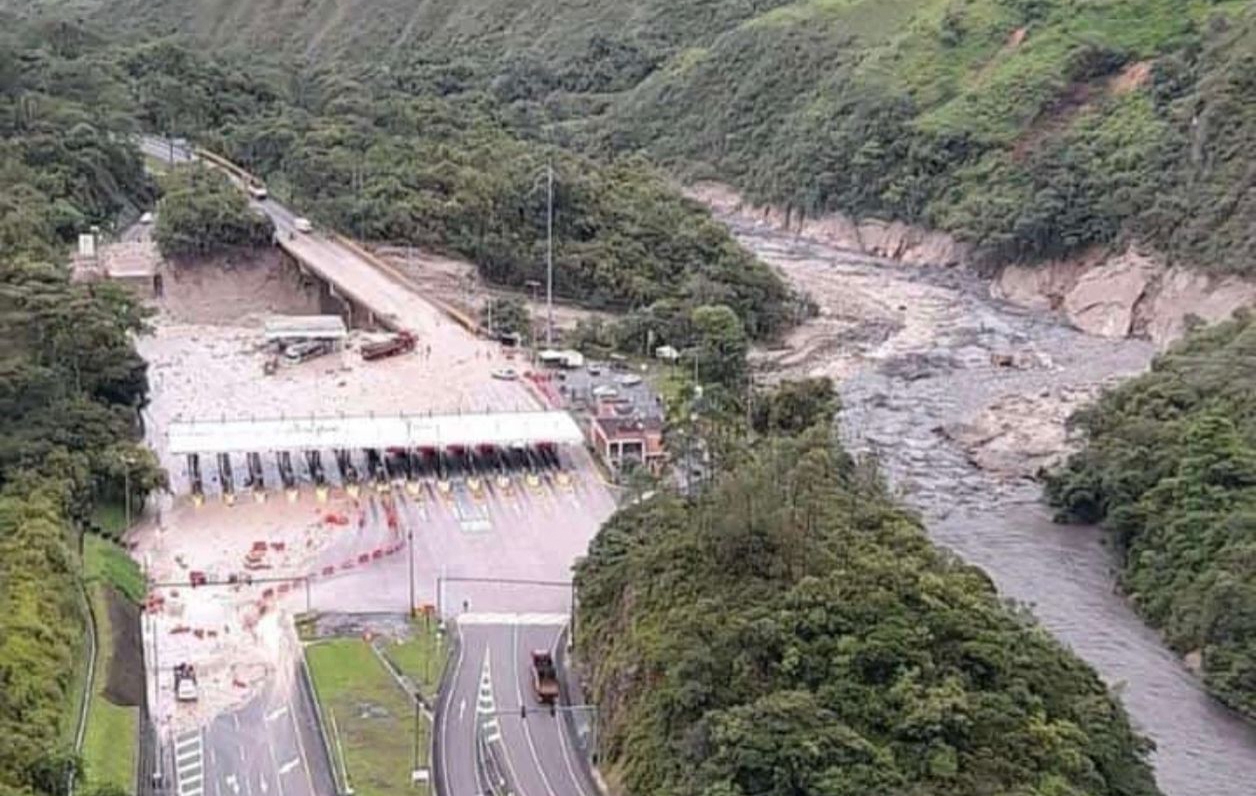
[139,211,154,224]
[293,217,313,233]
[247,183,269,200]
[617,374,643,387]
[492,368,519,381]
[592,385,619,399]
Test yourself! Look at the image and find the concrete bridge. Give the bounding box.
[140,137,478,334]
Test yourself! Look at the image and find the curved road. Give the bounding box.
[437,617,597,796]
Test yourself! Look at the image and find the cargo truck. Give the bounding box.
[531,650,560,704]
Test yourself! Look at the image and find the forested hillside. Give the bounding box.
[1048,312,1256,721]
[14,0,1256,272]
[110,37,797,341]
[576,399,1160,796]
[0,23,161,794]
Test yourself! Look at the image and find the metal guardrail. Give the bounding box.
[67,577,98,796]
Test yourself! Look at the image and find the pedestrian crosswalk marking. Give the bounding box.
[175,730,205,796]
[476,650,505,745]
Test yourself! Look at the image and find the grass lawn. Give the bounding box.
[84,533,146,602]
[306,639,430,796]
[91,500,129,538]
[380,620,446,698]
[80,535,143,791]
[81,588,139,791]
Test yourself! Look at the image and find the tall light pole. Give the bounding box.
[545,161,555,347]
[120,452,137,531]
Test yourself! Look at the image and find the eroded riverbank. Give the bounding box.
[725,216,1256,796]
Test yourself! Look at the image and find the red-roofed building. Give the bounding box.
[590,413,665,474]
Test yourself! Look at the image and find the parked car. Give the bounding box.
[592,384,619,398]
[617,374,643,387]
[284,340,332,364]
[492,368,519,381]
[293,217,313,233]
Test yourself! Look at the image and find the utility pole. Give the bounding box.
[407,523,416,619]
[546,161,555,347]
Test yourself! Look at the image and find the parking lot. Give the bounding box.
[548,357,665,418]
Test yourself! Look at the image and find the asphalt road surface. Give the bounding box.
[167,667,334,796]
[438,617,597,796]
[307,445,616,616]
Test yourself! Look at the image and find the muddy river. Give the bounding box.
[726,217,1256,796]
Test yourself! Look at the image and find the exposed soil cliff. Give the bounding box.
[690,182,1256,348]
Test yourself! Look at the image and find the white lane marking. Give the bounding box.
[278,759,300,776]
[265,706,289,723]
[458,698,466,722]
[459,613,569,626]
[489,634,527,795]
[286,694,317,796]
[226,774,241,794]
[513,623,560,796]
[548,626,594,796]
[258,773,269,794]
[439,626,468,796]
[176,730,206,796]
[262,715,285,796]
[476,650,495,716]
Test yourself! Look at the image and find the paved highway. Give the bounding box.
[164,667,333,796]
[140,134,608,796]
[438,616,598,796]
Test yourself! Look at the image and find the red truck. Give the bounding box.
[531,650,560,704]
[361,330,416,361]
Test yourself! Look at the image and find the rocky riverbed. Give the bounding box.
[725,215,1256,796]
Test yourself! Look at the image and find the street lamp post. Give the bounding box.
[408,526,416,619]
[120,452,137,530]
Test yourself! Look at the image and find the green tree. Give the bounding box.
[1047,311,1256,719]
[480,296,531,341]
[576,418,1159,796]
[154,165,273,259]
[690,304,747,388]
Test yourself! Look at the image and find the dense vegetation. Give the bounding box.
[154,164,273,258]
[0,23,161,795]
[114,40,796,343]
[576,395,1159,796]
[22,0,1256,271]
[1047,311,1256,721]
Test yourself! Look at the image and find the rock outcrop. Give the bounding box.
[687,182,971,267]
[941,385,1104,479]
[994,250,1256,347]
[689,181,1256,349]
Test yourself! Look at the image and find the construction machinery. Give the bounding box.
[174,663,199,702]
